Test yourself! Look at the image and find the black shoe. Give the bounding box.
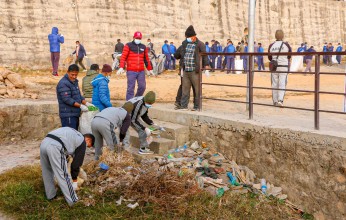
[175,106,189,111]
[174,102,180,108]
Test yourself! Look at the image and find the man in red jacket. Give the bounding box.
[117,31,153,100]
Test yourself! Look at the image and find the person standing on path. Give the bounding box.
[304,46,316,73]
[56,64,94,130]
[268,30,292,107]
[226,41,236,74]
[91,64,113,111]
[40,127,94,206]
[257,43,265,71]
[327,43,334,67]
[162,40,172,71]
[114,39,124,53]
[72,41,87,71]
[170,42,177,70]
[336,43,343,65]
[91,102,133,160]
[117,31,153,100]
[174,25,210,111]
[322,42,328,65]
[48,27,64,76]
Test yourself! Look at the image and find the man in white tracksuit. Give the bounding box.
[268,30,292,107]
[91,102,134,160]
[40,127,94,206]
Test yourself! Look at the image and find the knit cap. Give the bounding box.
[144,91,156,104]
[185,25,197,38]
[122,102,134,113]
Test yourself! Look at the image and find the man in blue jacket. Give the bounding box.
[91,64,113,111]
[327,43,334,66]
[242,42,248,72]
[162,40,171,70]
[225,41,236,74]
[216,41,223,69]
[48,27,64,76]
[56,64,93,130]
[322,42,328,64]
[170,42,177,70]
[257,43,265,71]
[336,43,343,64]
[72,41,87,71]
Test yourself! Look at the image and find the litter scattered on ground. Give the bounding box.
[83,141,301,213]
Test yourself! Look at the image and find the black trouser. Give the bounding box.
[175,76,196,106]
[75,58,86,70]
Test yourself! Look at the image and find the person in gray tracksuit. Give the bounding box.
[91,102,134,160]
[268,30,292,107]
[123,91,156,155]
[40,127,94,206]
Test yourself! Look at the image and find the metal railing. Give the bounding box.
[198,51,346,130]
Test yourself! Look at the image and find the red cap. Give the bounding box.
[133,31,142,39]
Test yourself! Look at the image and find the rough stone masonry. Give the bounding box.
[0,0,345,67]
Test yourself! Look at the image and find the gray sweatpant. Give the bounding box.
[40,138,78,206]
[123,125,148,149]
[91,117,117,160]
[271,67,288,104]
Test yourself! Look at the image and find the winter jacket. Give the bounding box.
[162,43,171,54]
[115,42,124,53]
[225,44,236,58]
[45,127,85,180]
[323,45,327,52]
[173,38,209,73]
[82,70,98,98]
[94,107,131,141]
[297,47,305,52]
[336,46,343,52]
[268,41,292,66]
[305,48,316,60]
[127,96,153,131]
[217,45,223,53]
[48,27,64,52]
[119,41,153,72]
[91,74,112,111]
[327,46,334,52]
[72,44,87,59]
[205,45,211,53]
[257,46,264,57]
[170,45,177,54]
[56,74,85,118]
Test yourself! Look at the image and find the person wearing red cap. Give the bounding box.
[117,31,153,100]
[91,64,113,111]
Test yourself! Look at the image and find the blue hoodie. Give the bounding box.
[48,27,64,52]
[162,43,171,54]
[336,45,343,52]
[170,44,177,54]
[91,74,112,111]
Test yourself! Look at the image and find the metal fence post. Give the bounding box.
[314,54,320,130]
[198,54,203,111]
[249,54,253,119]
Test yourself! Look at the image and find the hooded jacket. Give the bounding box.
[56,74,85,118]
[162,43,171,54]
[48,27,64,52]
[127,96,153,131]
[119,41,153,72]
[82,70,98,98]
[174,38,209,73]
[91,74,112,111]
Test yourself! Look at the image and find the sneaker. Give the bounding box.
[191,108,198,111]
[273,102,278,106]
[175,106,189,111]
[174,102,180,108]
[139,147,154,155]
[277,101,283,107]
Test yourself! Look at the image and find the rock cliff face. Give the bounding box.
[0,0,345,68]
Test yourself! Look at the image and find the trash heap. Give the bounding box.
[82,141,299,211]
[0,68,38,99]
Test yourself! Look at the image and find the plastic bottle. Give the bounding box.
[227,172,238,186]
[261,179,267,194]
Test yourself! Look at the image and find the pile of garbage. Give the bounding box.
[81,141,302,212]
[0,68,38,99]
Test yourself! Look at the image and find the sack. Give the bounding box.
[79,109,99,134]
[269,60,278,71]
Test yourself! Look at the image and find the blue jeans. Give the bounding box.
[243,58,248,71]
[257,56,265,70]
[226,57,235,72]
[126,71,146,101]
[61,117,79,130]
[164,53,171,70]
[170,56,176,70]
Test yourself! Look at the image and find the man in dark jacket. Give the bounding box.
[174,25,210,111]
[56,64,93,130]
[72,41,87,71]
[114,39,124,53]
[82,64,99,99]
[40,127,94,206]
[48,27,64,76]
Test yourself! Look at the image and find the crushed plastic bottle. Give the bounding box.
[261,179,267,194]
[227,172,240,186]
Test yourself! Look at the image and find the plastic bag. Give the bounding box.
[290,56,304,72]
[235,59,243,74]
[79,109,99,134]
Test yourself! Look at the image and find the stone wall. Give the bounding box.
[0,0,345,68]
[0,102,60,143]
[150,107,346,220]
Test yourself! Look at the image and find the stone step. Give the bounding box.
[129,128,175,154]
[124,146,158,163]
[149,119,190,147]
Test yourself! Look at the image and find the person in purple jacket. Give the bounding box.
[48,27,64,76]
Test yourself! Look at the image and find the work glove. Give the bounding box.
[204,70,210,77]
[85,102,95,107]
[117,68,124,75]
[72,181,78,190]
[60,34,64,37]
[145,127,151,136]
[80,104,88,112]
